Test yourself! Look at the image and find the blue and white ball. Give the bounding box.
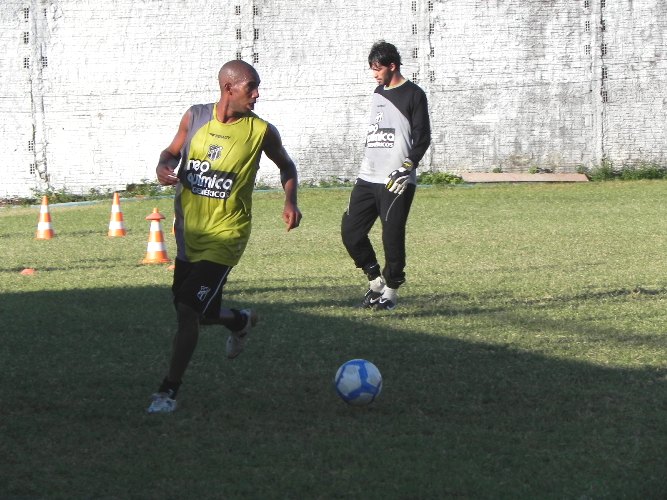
[334,359,382,406]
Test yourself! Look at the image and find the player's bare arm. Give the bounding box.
[156,110,191,186]
[263,123,302,231]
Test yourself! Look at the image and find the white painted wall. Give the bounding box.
[1,0,665,197]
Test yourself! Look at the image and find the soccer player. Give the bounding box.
[147,60,302,414]
[341,41,431,310]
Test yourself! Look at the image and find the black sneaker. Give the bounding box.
[374,297,396,310]
[359,289,383,309]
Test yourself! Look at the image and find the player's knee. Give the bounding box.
[341,213,349,235]
[176,302,200,322]
[341,221,357,248]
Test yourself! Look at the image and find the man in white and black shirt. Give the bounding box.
[342,41,431,310]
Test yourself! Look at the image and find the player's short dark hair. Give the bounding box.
[368,41,402,69]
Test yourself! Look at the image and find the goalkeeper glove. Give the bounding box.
[385,160,414,195]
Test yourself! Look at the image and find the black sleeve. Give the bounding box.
[408,87,431,167]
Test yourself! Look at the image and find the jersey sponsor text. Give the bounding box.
[185,159,237,199]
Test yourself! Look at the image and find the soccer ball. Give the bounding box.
[334,359,382,406]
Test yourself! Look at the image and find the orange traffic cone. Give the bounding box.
[108,192,127,237]
[35,196,55,239]
[142,208,170,264]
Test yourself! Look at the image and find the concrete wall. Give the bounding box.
[1,0,665,197]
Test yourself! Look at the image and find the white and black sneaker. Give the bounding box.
[226,309,258,359]
[359,276,385,308]
[359,289,383,308]
[374,287,398,311]
[374,297,396,310]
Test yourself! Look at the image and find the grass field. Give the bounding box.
[1,181,666,499]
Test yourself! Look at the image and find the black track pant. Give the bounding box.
[341,178,416,289]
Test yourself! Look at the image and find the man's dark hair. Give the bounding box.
[368,41,401,69]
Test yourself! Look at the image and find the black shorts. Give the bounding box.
[172,259,232,320]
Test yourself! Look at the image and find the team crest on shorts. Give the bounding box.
[196,286,211,302]
[207,144,222,161]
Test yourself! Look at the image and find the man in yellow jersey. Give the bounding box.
[147,60,302,414]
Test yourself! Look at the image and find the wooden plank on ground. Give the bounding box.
[461,173,589,183]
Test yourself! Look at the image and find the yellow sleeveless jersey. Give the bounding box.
[174,103,268,266]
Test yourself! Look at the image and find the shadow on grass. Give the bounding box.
[1,285,665,499]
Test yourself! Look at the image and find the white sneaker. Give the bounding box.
[147,392,177,414]
[226,309,259,359]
